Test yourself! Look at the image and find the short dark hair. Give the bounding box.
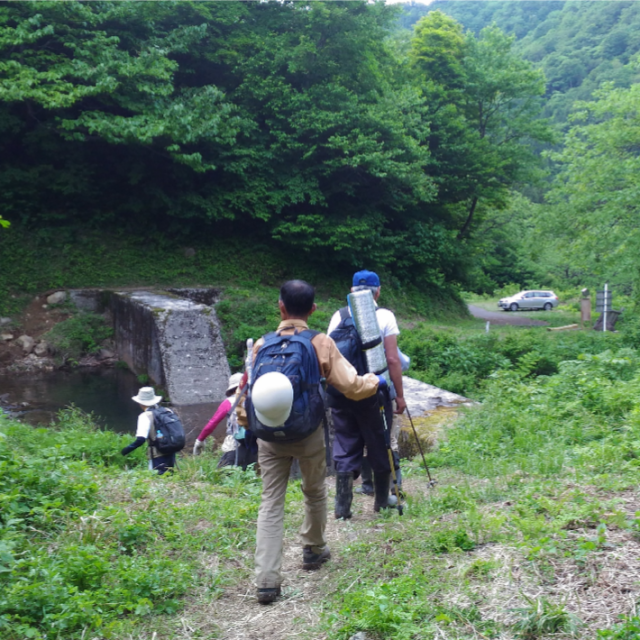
[280,280,315,316]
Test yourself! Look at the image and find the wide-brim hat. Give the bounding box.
[132,386,162,406]
[226,372,243,396]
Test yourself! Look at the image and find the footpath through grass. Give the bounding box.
[4,335,640,638]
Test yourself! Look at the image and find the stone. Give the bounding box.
[1,333,13,341]
[15,335,35,354]
[97,348,115,360]
[396,376,475,459]
[111,290,230,405]
[34,341,49,357]
[47,291,67,305]
[349,634,369,640]
[42,304,48,310]
[0,317,11,326]
[183,247,196,258]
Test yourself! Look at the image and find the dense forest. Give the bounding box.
[0,1,551,313]
[1,0,640,311]
[399,0,640,299]
[400,0,640,124]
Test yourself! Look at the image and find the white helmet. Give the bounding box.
[252,371,293,427]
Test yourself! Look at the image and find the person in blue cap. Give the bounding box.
[326,270,406,517]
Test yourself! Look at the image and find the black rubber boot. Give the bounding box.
[373,472,397,512]
[334,473,353,519]
[355,457,374,496]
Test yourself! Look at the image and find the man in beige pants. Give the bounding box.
[242,280,382,604]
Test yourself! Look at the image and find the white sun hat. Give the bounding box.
[226,372,243,396]
[251,371,293,427]
[132,386,162,406]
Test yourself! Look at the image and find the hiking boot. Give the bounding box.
[256,587,281,605]
[373,472,398,513]
[335,473,353,519]
[302,545,331,570]
[354,457,374,495]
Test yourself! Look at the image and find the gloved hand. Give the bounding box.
[193,439,205,456]
[376,375,387,390]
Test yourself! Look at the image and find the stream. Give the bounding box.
[0,368,222,443]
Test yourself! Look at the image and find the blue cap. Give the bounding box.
[352,270,380,287]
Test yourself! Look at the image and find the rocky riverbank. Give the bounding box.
[0,289,116,373]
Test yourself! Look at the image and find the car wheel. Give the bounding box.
[509,303,518,312]
[543,302,552,311]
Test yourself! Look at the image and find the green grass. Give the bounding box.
[4,339,640,638]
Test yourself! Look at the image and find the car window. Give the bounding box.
[524,292,534,298]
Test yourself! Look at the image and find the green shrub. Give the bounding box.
[512,597,581,639]
[597,615,640,638]
[44,313,113,364]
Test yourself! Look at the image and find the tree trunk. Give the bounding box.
[457,196,478,240]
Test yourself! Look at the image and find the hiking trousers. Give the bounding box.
[331,392,393,476]
[255,425,327,589]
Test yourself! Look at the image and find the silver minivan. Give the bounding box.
[498,290,559,312]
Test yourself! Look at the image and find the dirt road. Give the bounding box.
[468,304,548,326]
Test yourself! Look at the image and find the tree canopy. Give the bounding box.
[0,0,554,296]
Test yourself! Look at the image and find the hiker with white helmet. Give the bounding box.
[193,372,258,469]
[239,279,385,605]
[121,386,184,475]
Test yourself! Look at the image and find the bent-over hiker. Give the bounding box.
[193,372,257,470]
[238,279,384,605]
[121,386,176,475]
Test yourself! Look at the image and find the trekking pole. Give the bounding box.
[225,338,254,419]
[405,405,436,488]
[379,393,403,516]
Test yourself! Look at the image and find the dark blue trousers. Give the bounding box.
[331,392,393,476]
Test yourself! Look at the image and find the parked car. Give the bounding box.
[498,290,559,312]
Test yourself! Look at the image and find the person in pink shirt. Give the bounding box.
[193,373,258,469]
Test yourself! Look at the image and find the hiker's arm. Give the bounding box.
[321,337,379,401]
[384,334,406,414]
[197,398,232,442]
[121,437,145,456]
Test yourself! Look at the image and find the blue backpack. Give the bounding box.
[246,329,325,443]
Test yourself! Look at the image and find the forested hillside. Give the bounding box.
[400,1,640,123]
[0,1,553,313]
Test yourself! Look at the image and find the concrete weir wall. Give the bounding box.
[111,290,230,407]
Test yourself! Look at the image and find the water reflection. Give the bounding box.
[0,368,227,444]
[0,368,140,433]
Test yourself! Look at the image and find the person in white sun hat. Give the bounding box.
[121,386,175,475]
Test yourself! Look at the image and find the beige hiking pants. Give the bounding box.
[255,426,327,588]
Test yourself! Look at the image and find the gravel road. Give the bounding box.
[468,304,548,326]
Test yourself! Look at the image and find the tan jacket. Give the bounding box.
[237,319,379,425]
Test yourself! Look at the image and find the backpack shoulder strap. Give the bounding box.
[339,306,350,322]
[289,330,321,384]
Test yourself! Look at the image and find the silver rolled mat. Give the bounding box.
[365,342,387,376]
[348,289,380,347]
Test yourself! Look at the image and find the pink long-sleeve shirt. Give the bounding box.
[196,397,232,442]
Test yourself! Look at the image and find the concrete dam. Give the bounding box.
[109,288,230,439]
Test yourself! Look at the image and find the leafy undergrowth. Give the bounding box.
[316,346,640,640]
[5,345,640,638]
[399,322,625,398]
[0,408,269,639]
